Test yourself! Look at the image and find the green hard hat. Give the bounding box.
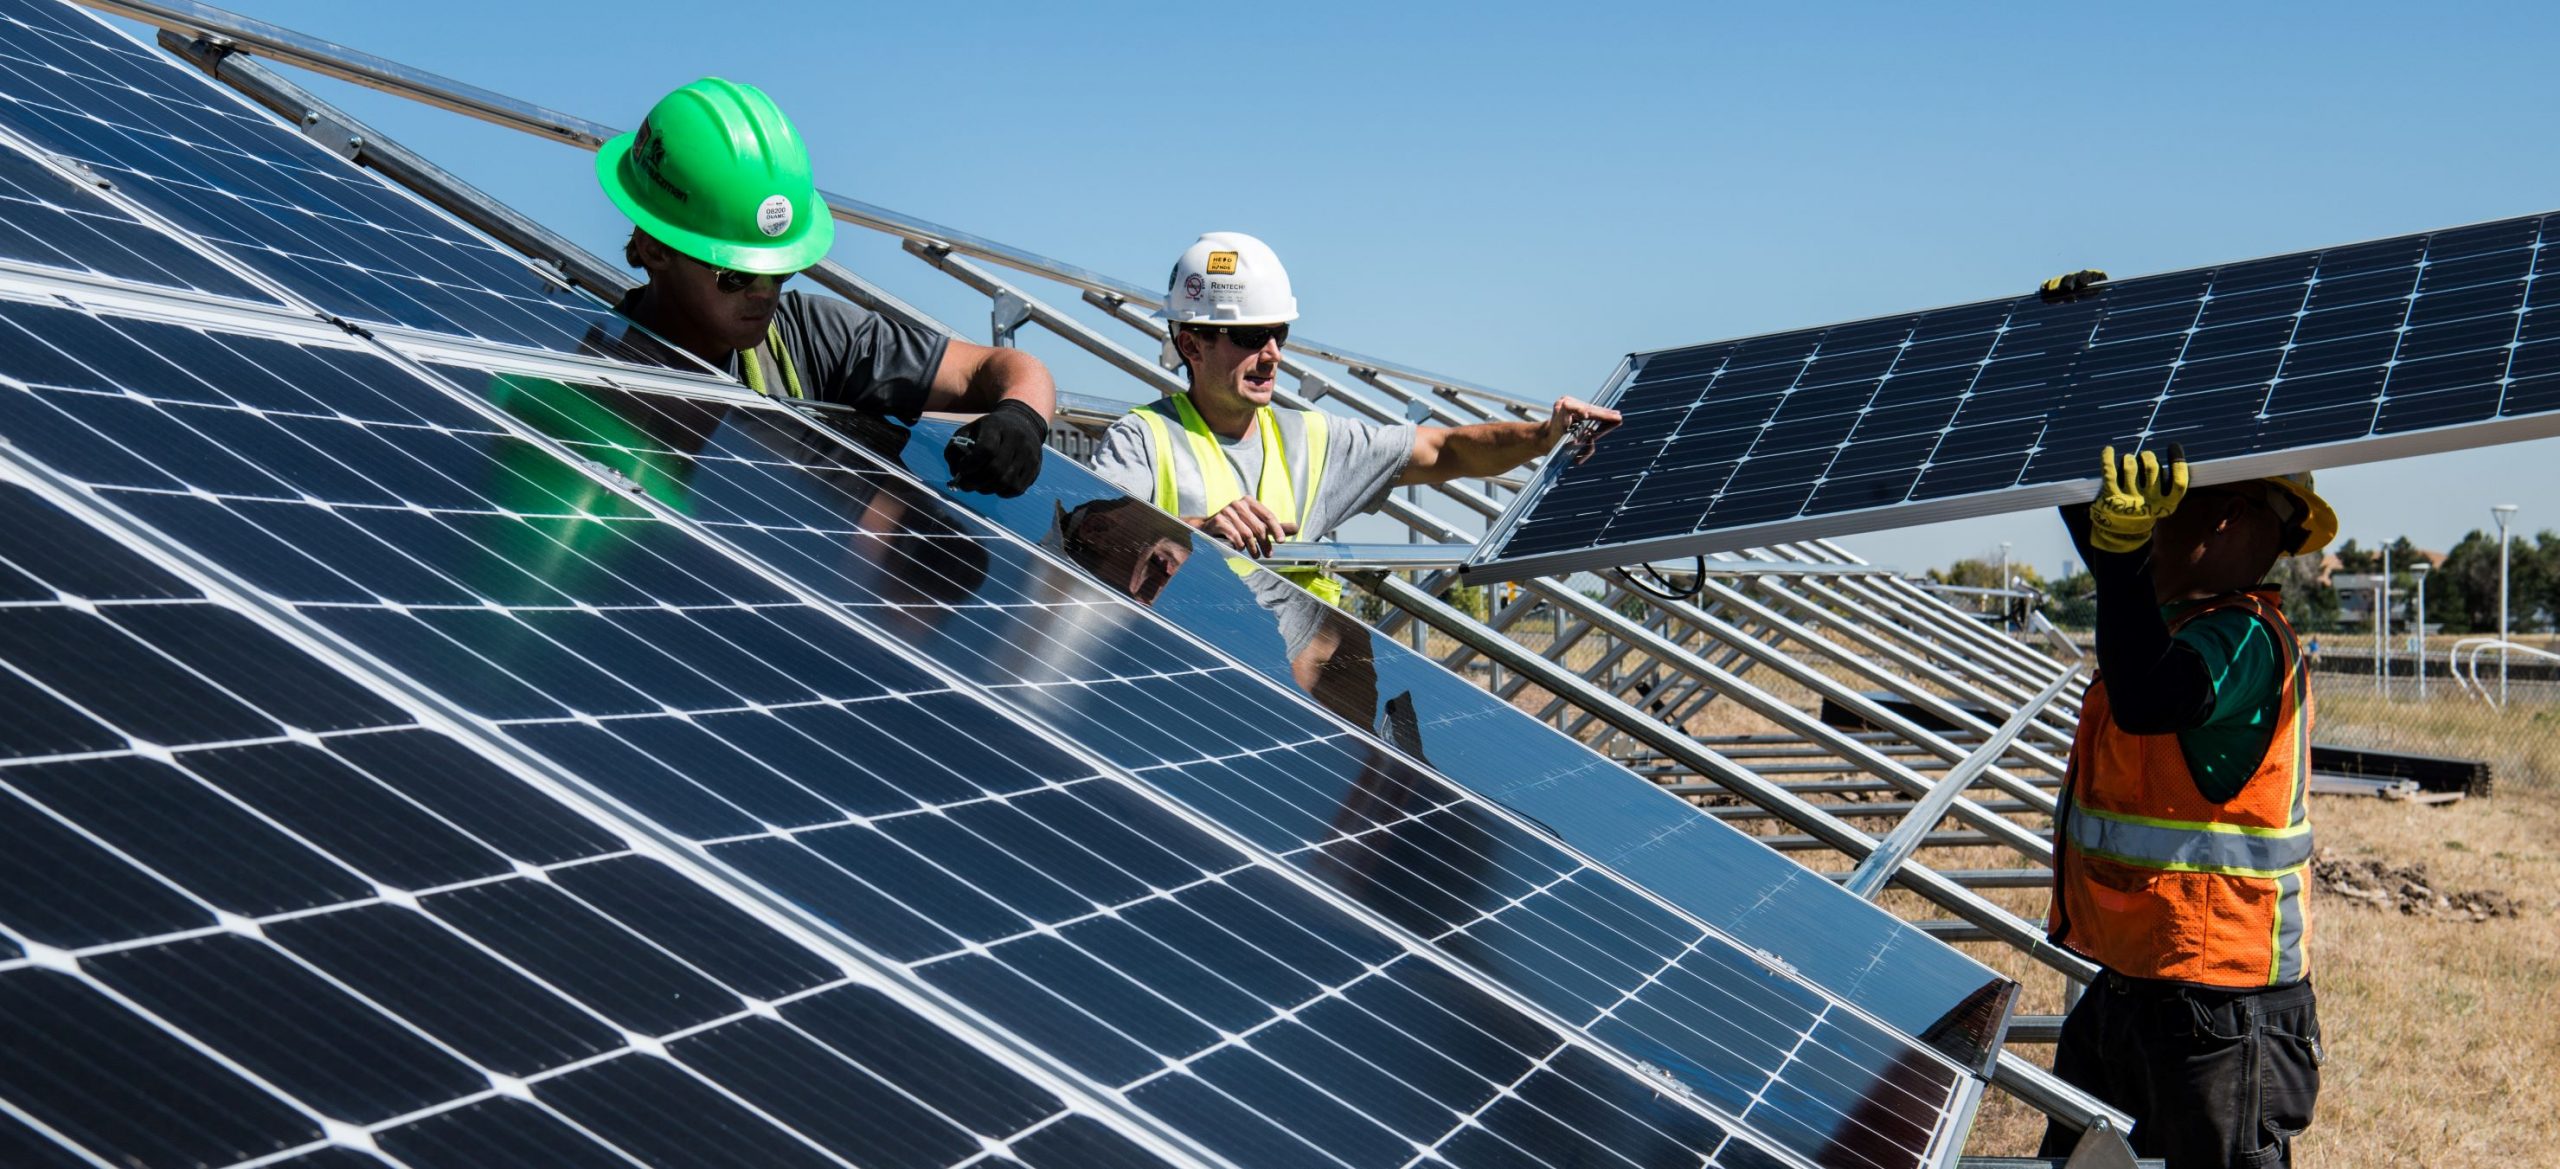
[596,78,834,274]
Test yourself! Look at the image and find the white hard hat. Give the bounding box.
[1163,231,1298,327]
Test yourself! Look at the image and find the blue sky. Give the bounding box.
[134,0,2560,575]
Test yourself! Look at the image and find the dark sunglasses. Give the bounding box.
[684,253,797,294]
[1189,323,1289,350]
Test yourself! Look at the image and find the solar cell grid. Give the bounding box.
[879,419,2008,1063]
[0,134,272,299]
[442,366,1978,1168]
[0,476,1174,1169]
[1476,209,2560,579]
[0,292,1809,1168]
[0,0,678,364]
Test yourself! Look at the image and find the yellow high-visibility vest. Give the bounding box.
[1132,394,1340,604]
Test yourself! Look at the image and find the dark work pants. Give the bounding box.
[2036,972,2323,1169]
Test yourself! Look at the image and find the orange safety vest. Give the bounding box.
[2049,588,2314,987]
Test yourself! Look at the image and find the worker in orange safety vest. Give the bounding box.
[2040,441,2339,1169]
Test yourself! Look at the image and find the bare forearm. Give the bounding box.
[1401,419,1555,485]
[927,344,1056,418]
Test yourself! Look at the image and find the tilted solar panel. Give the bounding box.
[885,416,2013,1073]
[0,476,1180,1169]
[1470,210,2560,580]
[0,136,274,301]
[0,0,675,363]
[409,363,1986,1167]
[0,2,2016,1163]
[0,285,1829,1167]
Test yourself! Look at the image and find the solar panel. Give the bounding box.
[1470,210,2560,580]
[0,134,274,301]
[883,416,2011,1071]
[0,474,1183,1169]
[406,355,1982,1168]
[0,3,2022,1162]
[0,287,1833,1168]
[0,0,677,363]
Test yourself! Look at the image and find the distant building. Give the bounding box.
[2328,549,2443,628]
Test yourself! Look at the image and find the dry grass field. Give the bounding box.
[1417,622,2558,1166]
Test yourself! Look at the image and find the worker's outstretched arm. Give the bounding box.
[1398,396,1621,486]
[2063,445,2215,734]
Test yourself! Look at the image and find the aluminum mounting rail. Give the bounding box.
[1256,542,1478,571]
[76,0,1541,413]
[1842,662,2082,900]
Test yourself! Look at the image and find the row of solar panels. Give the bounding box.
[0,2,2006,1167]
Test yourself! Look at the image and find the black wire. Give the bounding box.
[1615,557,1706,603]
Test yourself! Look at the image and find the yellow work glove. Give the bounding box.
[2087,443,2187,554]
[2039,269,2109,299]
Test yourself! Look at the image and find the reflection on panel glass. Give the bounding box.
[0,286,1805,1166]
[0,477,1170,1169]
[0,138,274,301]
[426,372,1978,1167]
[889,416,2013,1072]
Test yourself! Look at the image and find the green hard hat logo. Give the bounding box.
[596,77,834,274]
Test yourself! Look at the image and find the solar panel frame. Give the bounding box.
[1466,209,2560,582]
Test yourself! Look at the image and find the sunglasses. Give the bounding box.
[684,253,797,294]
[1189,323,1289,350]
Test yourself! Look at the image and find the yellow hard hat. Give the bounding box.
[2257,471,2338,556]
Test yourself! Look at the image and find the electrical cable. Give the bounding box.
[1615,556,1705,603]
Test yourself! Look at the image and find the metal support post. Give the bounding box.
[989,289,1033,347]
[2494,504,2518,705]
[1843,664,2081,899]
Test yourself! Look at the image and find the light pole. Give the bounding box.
[2495,504,2519,705]
[1998,541,2012,629]
[2365,544,2385,695]
[2412,560,2430,699]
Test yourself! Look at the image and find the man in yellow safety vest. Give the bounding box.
[1087,232,1621,603]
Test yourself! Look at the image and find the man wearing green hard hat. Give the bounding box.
[597,77,1055,495]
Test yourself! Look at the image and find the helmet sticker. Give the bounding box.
[757,195,794,238]
[1205,250,1238,275]
[1183,273,1206,300]
[632,119,690,202]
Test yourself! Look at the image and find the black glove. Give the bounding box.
[2039,269,2109,301]
[944,399,1048,497]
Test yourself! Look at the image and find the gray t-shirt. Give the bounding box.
[1088,399,1417,542]
[615,289,948,421]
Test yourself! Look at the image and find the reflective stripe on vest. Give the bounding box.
[738,322,804,400]
[2051,588,2313,986]
[2066,806,2314,877]
[1132,397,1342,605]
